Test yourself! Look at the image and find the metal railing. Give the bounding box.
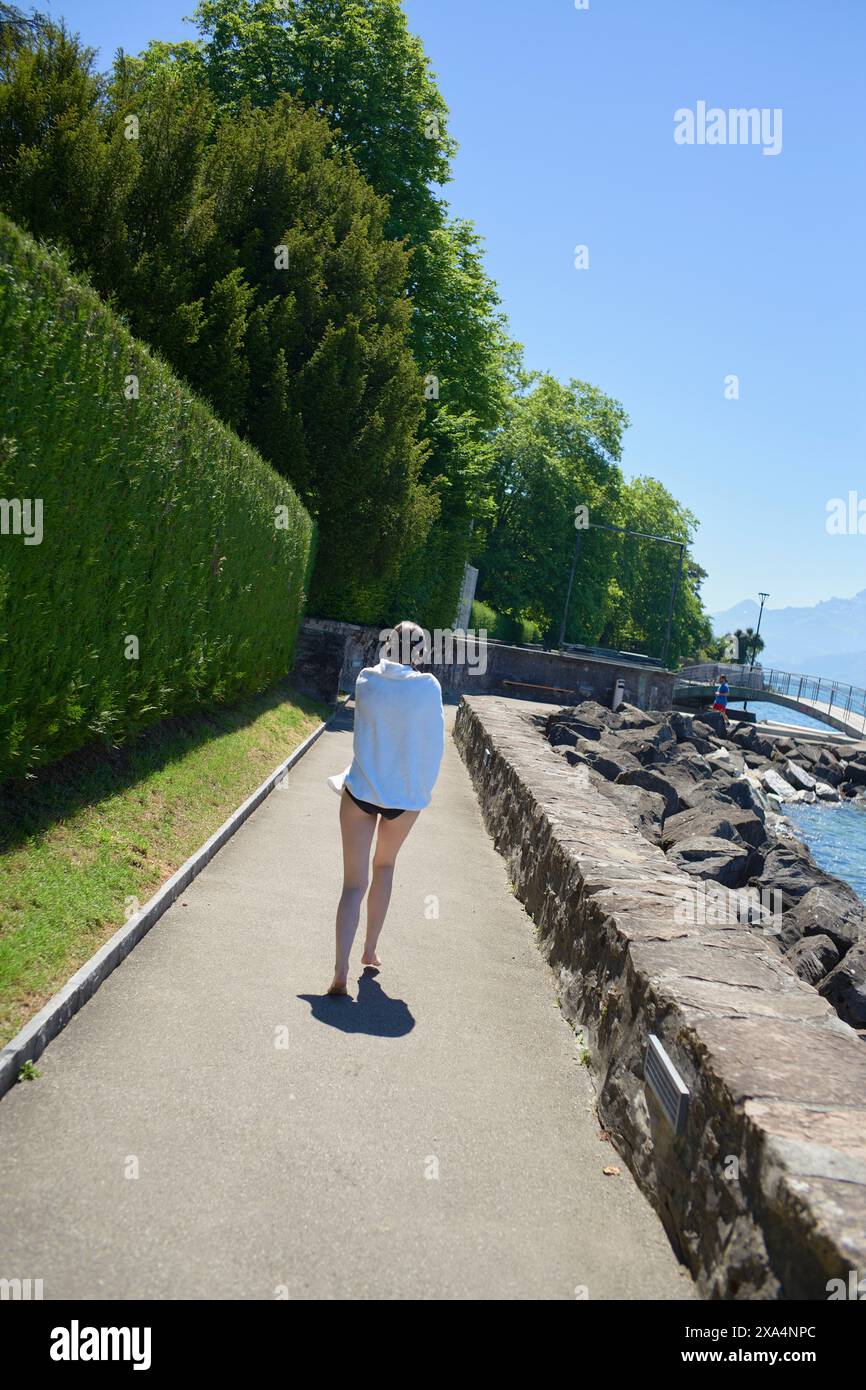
[676,663,866,726]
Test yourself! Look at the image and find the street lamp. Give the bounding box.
[743,591,769,712]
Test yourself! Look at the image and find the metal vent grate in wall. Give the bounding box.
[644,1035,690,1136]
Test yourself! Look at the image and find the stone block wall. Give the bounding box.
[293,618,676,710]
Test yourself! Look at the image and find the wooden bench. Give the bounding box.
[500,679,578,698]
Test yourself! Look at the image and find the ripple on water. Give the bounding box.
[784,799,866,903]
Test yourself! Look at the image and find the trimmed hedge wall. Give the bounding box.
[0,215,315,780]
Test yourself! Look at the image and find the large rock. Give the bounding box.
[815,751,846,787]
[667,835,752,888]
[778,884,866,954]
[661,805,741,851]
[763,768,795,799]
[667,746,715,781]
[693,710,728,738]
[661,792,767,853]
[785,762,817,792]
[683,734,715,755]
[593,779,667,843]
[818,943,866,1027]
[613,702,657,731]
[578,742,642,782]
[744,751,771,771]
[751,842,847,912]
[750,732,779,759]
[715,774,767,815]
[547,700,619,743]
[615,767,685,818]
[815,780,841,802]
[785,934,840,986]
[669,711,694,742]
[842,757,866,788]
[617,722,677,765]
[549,719,600,746]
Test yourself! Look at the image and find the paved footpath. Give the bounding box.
[0,701,694,1300]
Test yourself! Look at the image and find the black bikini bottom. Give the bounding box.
[345,787,407,820]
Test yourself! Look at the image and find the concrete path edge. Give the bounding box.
[0,708,334,1100]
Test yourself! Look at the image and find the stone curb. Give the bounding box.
[0,709,336,1101]
[454,694,866,1300]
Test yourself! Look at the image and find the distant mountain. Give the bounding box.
[710,590,866,687]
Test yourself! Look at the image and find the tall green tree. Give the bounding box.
[0,17,433,620]
[167,0,520,622]
[473,375,628,638]
[601,476,712,666]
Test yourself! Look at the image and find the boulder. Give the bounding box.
[785,762,818,792]
[742,773,774,816]
[682,734,715,755]
[693,710,728,738]
[667,836,752,888]
[594,780,667,843]
[548,718,600,746]
[715,775,766,814]
[660,803,741,851]
[815,780,841,802]
[661,791,767,853]
[784,934,840,987]
[669,711,694,743]
[818,943,866,1028]
[815,751,846,787]
[749,732,779,759]
[842,758,866,788]
[789,743,822,768]
[613,702,657,731]
[744,751,770,771]
[614,767,683,818]
[751,842,848,913]
[763,768,795,799]
[579,742,642,782]
[666,747,717,787]
[777,884,866,954]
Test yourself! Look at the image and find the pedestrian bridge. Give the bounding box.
[674,663,866,740]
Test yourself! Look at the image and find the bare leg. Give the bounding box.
[328,792,377,995]
[362,810,420,966]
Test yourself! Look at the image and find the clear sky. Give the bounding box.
[40,0,866,614]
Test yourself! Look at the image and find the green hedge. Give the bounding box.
[0,215,315,780]
[470,600,542,646]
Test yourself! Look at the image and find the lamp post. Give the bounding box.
[743,591,769,712]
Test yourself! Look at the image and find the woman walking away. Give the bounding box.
[325,622,445,996]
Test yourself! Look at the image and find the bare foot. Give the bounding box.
[327,976,349,996]
[361,949,381,967]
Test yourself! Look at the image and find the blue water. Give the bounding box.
[784,800,866,903]
[726,700,831,732]
[724,701,866,901]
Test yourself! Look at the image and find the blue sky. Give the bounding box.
[43,0,866,614]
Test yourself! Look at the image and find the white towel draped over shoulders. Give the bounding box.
[327,659,445,811]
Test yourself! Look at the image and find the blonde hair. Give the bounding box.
[382,621,428,668]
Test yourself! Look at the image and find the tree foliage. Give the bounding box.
[0,16,431,620]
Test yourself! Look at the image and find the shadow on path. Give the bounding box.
[299,968,414,1037]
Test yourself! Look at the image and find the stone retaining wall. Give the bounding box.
[454,695,866,1300]
[295,617,676,709]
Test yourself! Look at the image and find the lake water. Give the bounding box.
[726,700,866,901]
[726,700,831,732]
